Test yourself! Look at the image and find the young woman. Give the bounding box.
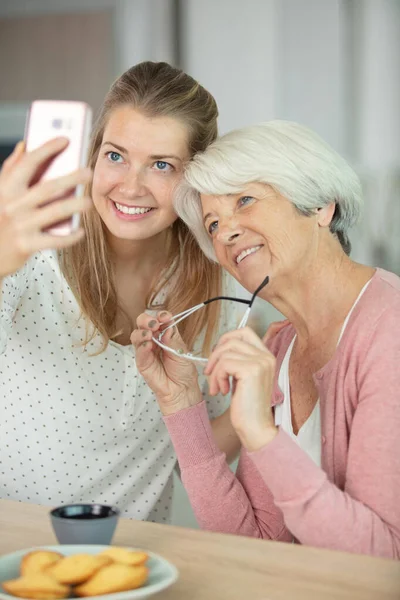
[133,120,400,557]
[0,62,240,522]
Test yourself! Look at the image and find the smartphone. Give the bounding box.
[25,100,92,236]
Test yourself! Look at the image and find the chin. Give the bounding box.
[104,222,162,242]
[238,267,271,294]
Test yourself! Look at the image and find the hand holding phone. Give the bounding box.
[25,100,92,235]
[0,137,92,279]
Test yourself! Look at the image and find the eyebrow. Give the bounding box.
[203,213,214,224]
[102,141,128,153]
[102,142,183,162]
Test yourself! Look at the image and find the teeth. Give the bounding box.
[114,202,153,215]
[236,245,262,264]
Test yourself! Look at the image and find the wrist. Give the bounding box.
[239,425,278,452]
[157,388,202,417]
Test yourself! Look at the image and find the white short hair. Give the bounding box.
[175,120,363,260]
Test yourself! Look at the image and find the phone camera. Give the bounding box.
[52,118,63,129]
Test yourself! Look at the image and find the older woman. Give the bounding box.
[131,121,400,558]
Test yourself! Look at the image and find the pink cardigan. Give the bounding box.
[164,268,400,558]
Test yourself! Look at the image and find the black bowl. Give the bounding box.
[50,503,119,521]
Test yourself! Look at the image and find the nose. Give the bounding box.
[118,166,146,197]
[216,220,244,245]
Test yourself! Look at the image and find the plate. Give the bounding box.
[0,545,178,600]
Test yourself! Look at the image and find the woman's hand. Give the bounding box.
[204,326,278,452]
[131,311,202,416]
[0,138,92,279]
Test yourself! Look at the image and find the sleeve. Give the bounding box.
[163,401,292,541]
[0,260,31,355]
[249,305,400,558]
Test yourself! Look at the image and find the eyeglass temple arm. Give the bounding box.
[238,275,270,328]
[158,275,270,336]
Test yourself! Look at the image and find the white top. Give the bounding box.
[275,279,372,466]
[0,250,237,522]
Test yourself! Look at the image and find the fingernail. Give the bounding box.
[159,311,168,318]
[141,341,148,348]
[148,320,157,328]
[141,330,148,338]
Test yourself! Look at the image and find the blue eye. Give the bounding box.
[239,196,254,206]
[153,160,173,172]
[208,221,218,235]
[106,151,123,163]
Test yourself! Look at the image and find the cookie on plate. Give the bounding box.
[99,548,149,567]
[46,554,111,585]
[2,573,70,599]
[20,551,63,576]
[75,564,148,597]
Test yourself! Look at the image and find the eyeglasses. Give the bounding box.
[152,275,270,363]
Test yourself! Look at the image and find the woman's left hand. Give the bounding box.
[131,311,202,416]
[204,327,278,452]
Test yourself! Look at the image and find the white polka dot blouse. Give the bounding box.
[0,250,238,522]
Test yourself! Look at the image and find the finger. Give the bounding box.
[21,195,92,232]
[215,326,265,352]
[262,319,290,345]
[208,353,248,396]
[6,167,92,213]
[31,168,92,207]
[156,310,173,323]
[156,310,188,348]
[4,137,70,193]
[130,329,161,377]
[130,327,153,348]
[136,339,158,371]
[205,337,265,376]
[215,365,231,396]
[136,312,162,332]
[1,141,25,174]
[30,228,86,252]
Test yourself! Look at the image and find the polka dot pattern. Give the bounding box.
[0,250,235,522]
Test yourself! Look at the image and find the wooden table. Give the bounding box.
[0,500,399,600]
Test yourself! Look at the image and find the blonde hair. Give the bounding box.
[175,120,363,259]
[59,61,221,353]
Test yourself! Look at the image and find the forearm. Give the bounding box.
[210,408,241,464]
[250,429,400,558]
[164,401,289,540]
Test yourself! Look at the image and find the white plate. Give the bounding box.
[0,545,178,600]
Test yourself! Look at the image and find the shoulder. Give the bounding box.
[347,268,400,343]
[2,250,67,304]
[22,249,61,277]
[340,270,400,385]
[364,268,400,310]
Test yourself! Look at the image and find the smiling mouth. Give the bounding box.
[113,201,154,215]
[236,245,263,265]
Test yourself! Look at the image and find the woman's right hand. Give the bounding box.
[131,311,203,416]
[0,137,92,279]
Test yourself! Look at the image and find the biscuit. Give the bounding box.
[2,573,70,599]
[20,551,63,576]
[46,554,111,585]
[99,547,149,567]
[75,564,148,597]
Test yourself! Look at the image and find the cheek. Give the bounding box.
[214,243,230,269]
[92,163,121,197]
[150,174,180,210]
